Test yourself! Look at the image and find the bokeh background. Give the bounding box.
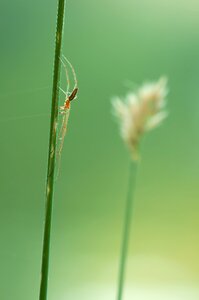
[1,0,199,299]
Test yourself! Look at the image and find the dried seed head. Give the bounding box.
[112,77,168,160]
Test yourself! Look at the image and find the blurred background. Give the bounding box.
[0,0,199,299]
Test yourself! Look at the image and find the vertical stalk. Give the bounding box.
[117,160,138,300]
[39,0,66,299]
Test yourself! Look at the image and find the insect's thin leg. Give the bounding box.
[60,57,70,95]
[56,111,70,179]
[62,55,78,88]
[59,87,68,96]
[56,57,70,179]
[58,110,67,140]
[56,114,66,179]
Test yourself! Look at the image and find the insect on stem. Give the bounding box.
[56,56,78,178]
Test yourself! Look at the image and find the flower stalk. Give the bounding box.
[39,0,66,299]
[113,77,168,300]
[117,160,138,300]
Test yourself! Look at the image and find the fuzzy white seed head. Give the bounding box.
[112,77,168,160]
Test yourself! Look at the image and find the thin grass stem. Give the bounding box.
[39,0,66,299]
[117,160,138,300]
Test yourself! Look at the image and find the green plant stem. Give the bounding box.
[39,1,66,299]
[117,160,138,300]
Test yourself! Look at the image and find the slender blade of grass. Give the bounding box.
[39,0,66,299]
[117,160,138,300]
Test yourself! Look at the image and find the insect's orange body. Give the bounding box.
[68,87,78,102]
[64,99,70,109]
[64,87,79,110]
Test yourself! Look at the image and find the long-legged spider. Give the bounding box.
[56,55,78,177]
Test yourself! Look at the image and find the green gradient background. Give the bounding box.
[0,0,199,299]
